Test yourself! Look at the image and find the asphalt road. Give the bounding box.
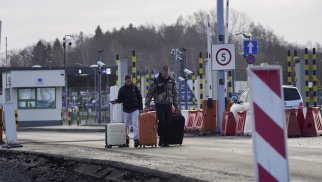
[3,131,322,181]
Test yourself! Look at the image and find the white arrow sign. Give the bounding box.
[247,41,254,54]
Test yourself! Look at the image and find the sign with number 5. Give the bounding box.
[212,44,235,70]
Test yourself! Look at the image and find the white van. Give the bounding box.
[230,85,303,121]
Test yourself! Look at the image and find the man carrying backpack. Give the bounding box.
[112,74,143,147]
[144,65,179,147]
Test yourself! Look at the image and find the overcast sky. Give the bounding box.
[0,0,321,52]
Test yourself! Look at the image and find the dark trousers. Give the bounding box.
[156,103,172,144]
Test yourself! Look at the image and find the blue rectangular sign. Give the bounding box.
[244,40,257,54]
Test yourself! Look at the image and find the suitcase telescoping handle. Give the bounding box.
[172,106,181,114]
[172,110,182,118]
[143,106,151,113]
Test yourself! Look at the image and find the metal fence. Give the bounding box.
[65,108,110,125]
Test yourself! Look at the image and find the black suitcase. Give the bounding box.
[168,112,185,145]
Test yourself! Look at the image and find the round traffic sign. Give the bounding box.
[215,48,232,66]
[246,54,255,64]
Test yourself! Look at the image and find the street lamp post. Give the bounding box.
[63,35,72,122]
[89,65,98,94]
[170,48,183,81]
[185,77,188,110]
[181,48,188,110]
[97,50,104,124]
[171,48,183,108]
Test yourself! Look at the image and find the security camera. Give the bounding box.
[170,49,175,56]
[184,68,193,75]
[97,61,106,67]
[178,77,185,82]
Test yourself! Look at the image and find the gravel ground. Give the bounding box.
[0,150,203,182]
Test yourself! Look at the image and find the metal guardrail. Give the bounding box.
[67,108,110,125]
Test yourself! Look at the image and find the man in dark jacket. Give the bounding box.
[144,65,179,147]
[112,74,143,147]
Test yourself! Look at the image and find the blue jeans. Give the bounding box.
[123,110,139,140]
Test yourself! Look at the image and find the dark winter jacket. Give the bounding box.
[116,84,143,113]
[145,74,178,107]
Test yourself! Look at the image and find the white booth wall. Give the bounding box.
[2,70,65,126]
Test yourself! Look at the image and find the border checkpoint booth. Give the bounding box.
[1,69,65,127]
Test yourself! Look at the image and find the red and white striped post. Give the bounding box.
[248,66,290,182]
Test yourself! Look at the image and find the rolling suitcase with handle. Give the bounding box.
[138,111,158,148]
[106,123,127,148]
[105,103,127,148]
[168,112,185,145]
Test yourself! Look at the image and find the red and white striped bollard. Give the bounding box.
[248,66,290,182]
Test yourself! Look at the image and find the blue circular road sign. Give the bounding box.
[246,54,255,64]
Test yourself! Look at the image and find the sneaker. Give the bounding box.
[134,139,139,148]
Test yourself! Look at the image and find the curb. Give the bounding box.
[17,126,219,137]
[17,127,105,133]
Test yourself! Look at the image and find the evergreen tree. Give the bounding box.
[31,40,47,66]
[52,38,63,67]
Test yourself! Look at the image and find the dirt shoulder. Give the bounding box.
[0,149,204,182]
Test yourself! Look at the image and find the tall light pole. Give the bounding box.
[89,64,98,94]
[181,48,188,110]
[170,48,183,80]
[5,37,8,89]
[216,0,225,132]
[97,49,104,124]
[171,48,184,108]
[63,35,72,121]
[90,64,98,123]
[0,20,2,52]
